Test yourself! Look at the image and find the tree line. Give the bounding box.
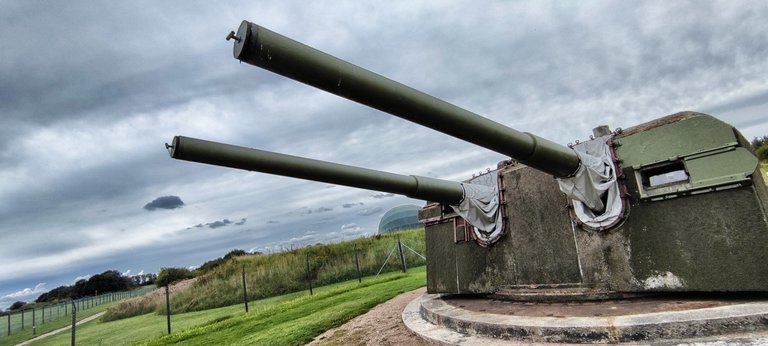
[2,270,157,313]
[3,248,255,313]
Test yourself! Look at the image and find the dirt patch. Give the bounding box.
[307,287,432,346]
[103,278,197,320]
[147,277,198,298]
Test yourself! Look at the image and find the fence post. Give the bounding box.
[7,313,10,336]
[21,309,24,329]
[397,236,407,273]
[354,246,362,283]
[242,265,249,312]
[71,301,76,346]
[165,286,171,335]
[305,254,313,295]
[32,307,36,335]
[42,305,45,324]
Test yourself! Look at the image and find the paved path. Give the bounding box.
[15,311,105,346]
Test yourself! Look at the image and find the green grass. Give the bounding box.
[1,301,116,346]
[141,268,425,346]
[26,267,425,346]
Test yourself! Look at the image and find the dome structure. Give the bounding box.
[378,204,422,234]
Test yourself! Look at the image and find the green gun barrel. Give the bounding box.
[228,21,580,178]
[169,136,465,205]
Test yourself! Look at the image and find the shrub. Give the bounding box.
[752,135,768,161]
[8,301,26,311]
[102,295,157,321]
[156,267,195,287]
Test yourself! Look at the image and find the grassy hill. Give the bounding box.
[105,229,425,320]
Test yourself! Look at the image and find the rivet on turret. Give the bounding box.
[226,31,242,42]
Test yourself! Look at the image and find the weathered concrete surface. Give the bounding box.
[404,293,768,344]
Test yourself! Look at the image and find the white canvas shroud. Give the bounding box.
[449,173,504,244]
[556,136,622,228]
[448,136,621,244]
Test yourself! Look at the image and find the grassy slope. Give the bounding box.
[28,268,425,346]
[100,229,425,321]
[141,268,425,346]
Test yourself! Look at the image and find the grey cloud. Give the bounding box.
[358,207,383,216]
[190,218,246,230]
[266,220,280,224]
[342,202,364,208]
[207,219,231,229]
[143,196,184,211]
[304,206,333,214]
[371,193,395,199]
[341,223,360,232]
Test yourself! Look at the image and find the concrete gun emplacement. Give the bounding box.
[170,20,768,297]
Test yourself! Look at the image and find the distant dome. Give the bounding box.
[378,205,422,234]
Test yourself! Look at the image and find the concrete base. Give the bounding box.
[402,293,768,345]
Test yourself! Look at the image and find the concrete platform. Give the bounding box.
[402,293,768,345]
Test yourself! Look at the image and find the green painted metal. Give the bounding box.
[228,21,580,178]
[614,115,737,169]
[615,114,758,200]
[686,148,757,187]
[170,136,464,205]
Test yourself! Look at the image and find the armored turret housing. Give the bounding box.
[170,21,768,297]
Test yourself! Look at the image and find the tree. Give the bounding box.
[36,285,72,303]
[223,249,247,260]
[197,249,256,274]
[143,273,157,285]
[70,270,136,298]
[752,136,768,161]
[8,301,26,311]
[130,273,158,286]
[156,267,195,287]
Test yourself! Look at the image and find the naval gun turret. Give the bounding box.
[170,21,768,297]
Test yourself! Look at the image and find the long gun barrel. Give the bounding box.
[169,136,465,205]
[228,21,580,178]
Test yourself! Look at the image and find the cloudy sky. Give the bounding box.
[2,1,767,309]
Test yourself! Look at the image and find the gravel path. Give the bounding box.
[15,311,105,346]
[307,287,432,346]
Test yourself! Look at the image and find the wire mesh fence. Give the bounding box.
[162,234,426,316]
[0,285,155,338]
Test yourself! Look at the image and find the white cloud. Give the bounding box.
[0,283,48,309]
[2,283,47,299]
[73,275,93,284]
